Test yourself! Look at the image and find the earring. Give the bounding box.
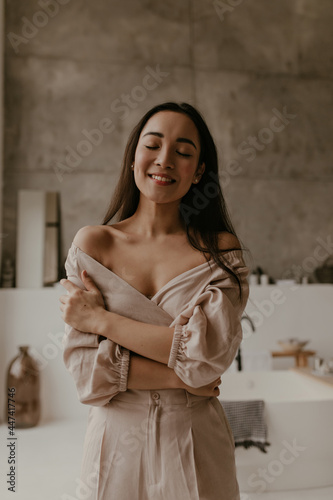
[194,177,199,183]
[131,164,134,170]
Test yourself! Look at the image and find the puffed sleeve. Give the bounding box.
[168,252,249,388]
[62,245,130,406]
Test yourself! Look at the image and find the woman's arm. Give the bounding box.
[128,354,180,390]
[99,310,173,365]
[128,354,221,397]
[60,270,175,365]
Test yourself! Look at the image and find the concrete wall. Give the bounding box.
[2,0,333,281]
[0,0,5,413]
[0,0,3,268]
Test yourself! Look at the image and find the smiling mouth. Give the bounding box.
[148,174,176,184]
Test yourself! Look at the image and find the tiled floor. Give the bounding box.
[240,486,333,500]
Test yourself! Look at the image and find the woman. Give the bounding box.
[60,102,249,500]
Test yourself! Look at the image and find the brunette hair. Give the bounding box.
[102,102,249,302]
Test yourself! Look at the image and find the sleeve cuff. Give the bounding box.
[118,347,130,392]
[168,324,185,369]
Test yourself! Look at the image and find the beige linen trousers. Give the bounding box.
[63,243,249,500]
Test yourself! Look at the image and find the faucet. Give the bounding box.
[235,314,256,371]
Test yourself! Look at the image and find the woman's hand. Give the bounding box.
[59,271,106,333]
[184,377,221,398]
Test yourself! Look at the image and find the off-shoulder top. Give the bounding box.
[62,243,249,406]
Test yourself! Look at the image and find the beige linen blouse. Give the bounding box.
[63,242,249,500]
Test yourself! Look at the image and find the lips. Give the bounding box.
[148,173,176,183]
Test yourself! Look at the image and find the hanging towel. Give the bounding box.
[219,400,270,453]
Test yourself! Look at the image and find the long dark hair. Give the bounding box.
[102,102,249,302]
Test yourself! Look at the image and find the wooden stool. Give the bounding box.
[271,350,316,368]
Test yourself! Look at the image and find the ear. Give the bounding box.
[198,162,205,176]
[192,162,205,184]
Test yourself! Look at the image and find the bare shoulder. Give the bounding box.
[217,231,241,251]
[73,225,113,259]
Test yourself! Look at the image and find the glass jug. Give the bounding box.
[6,346,40,428]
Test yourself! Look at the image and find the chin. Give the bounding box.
[138,189,180,205]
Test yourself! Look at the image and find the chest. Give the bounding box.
[102,244,208,299]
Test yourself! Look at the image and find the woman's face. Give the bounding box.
[133,111,205,205]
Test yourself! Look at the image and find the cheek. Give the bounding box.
[180,163,197,181]
[134,148,150,167]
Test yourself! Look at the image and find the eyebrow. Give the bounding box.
[142,131,197,149]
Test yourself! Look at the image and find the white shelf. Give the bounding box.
[249,283,333,287]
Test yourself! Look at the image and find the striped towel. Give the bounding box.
[220,400,270,453]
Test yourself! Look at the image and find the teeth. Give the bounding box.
[151,175,173,183]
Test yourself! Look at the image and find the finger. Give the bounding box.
[212,378,221,388]
[59,295,69,304]
[81,270,100,292]
[60,278,79,292]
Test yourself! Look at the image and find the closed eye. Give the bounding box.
[177,151,192,158]
[145,146,192,157]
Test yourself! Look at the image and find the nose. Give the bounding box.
[154,147,174,169]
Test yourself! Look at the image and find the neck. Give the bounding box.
[128,196,185,238]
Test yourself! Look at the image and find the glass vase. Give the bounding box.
[6,346,40,428]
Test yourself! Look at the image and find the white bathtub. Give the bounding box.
[218,369,333,493]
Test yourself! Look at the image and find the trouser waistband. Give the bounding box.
[112,389,212,407]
